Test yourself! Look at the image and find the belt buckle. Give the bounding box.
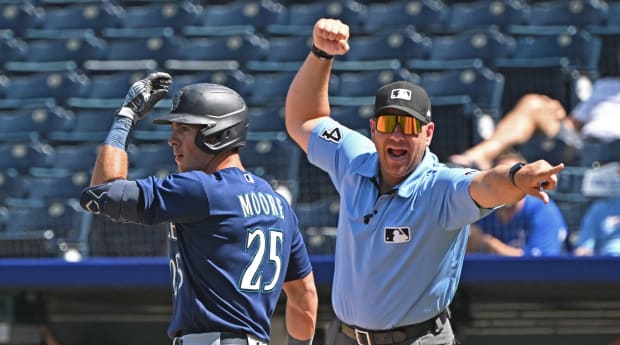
[354,329,372,345]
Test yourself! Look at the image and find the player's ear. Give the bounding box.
[370,118,376,139]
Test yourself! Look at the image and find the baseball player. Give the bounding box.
[285,18,564,345]
[80,73,317,345]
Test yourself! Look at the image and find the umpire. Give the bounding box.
[80,73,318,345]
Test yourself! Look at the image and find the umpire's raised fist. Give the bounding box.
[117,72,173,123]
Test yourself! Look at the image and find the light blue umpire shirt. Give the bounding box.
[307,117,494,330]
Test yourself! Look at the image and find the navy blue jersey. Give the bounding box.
[83,168,312,341]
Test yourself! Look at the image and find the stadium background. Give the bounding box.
[0,0,620,344]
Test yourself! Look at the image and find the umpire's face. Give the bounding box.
[370,111,435,189]
[168,122,210,173]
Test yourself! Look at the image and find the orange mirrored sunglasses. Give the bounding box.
[375,115,424,135]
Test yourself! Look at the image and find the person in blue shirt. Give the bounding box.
[80,73,318,345]
[574,196,620,256]
[467,150,568,256]
[285,18,564,345]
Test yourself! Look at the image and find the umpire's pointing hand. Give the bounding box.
[117,72,172,123]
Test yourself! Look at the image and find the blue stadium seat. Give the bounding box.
[86,71,151,99]
[579,140,620,168]
[0,36,28,64]
[244,71,297,107]
[2,197,87,250]
[21,169,90,200]
[162,69,253,104]
[47,107,114,143]
[37,3,122,31]
[180,33,267,63]
[25,34,107,62]
[334,68,420,97]
[247,103,287,134]
[330,105,373,133]
[607,2,620,26]
[3,71,90,103]
[261,35,312,62]
[120,2,201,30]
[50,142,100,171]
[345,28,431,62]
[239,137,302,204]
[509,29,602,72]
[362,0,449,34]
[527,0,608,27]
[587,26,620,77]
[198,1,286,31]
[445,0,529,32]
[100,29,184,64]
[420,66,504,113]
[426,27,516,66]
[0,141,54,172]
[0,3,42,35]
[282,1,365,32]
[0,169,24,200]
[0,105,75,141]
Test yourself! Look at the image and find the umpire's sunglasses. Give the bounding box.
[375,115,425,135]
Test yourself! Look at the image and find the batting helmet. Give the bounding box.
[153,83,248,154]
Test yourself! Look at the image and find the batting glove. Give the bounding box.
[117,72,172,123]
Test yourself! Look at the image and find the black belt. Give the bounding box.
[172,332,247,345]
[339,310,449,345]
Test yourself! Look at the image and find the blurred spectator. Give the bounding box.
[574,196,620,256]
[467,150,568,256]
[451,48,620,170]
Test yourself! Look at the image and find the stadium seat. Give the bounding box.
[445,0,529,32]
[0,169,24,200]
[587,26,620,77]
[180,33,268,63]
[420,66,505,113]
[330,105,373,133]
[526,0,608,27]
[334,68,420,97]
[36,3,122,31]
[120,2,201,30]
[47,107,114,143]
[99,28,184,64]
[426,27,516,67]
[282,1,365,33]
[508,29,602,72]
[2,71,91,103]
[162,69,253,104]
[0,36,28,64]
[362,0,449,34]
[2,197,88,257]
[607,1,620,26]
[239,137,302,204]
[345,27,431,62]
[21,169,90,200]
[247,103,287,134]
[0,3,42,35]
[0,105,75,141]
[579,140,620,168]
[198,1,286,31]
[24,34,106,63]
[49,142,100,171]
[261,35,312,62]
[0,141,54,172]
[244,71,297,107]
[86,71,152,99]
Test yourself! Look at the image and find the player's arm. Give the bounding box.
[282,272,318,345]
[81,72,172,221]
[285,18,349,153]
[90,72,172,185]
[469,160,564,209]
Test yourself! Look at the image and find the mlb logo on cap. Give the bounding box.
[390,89,412,101]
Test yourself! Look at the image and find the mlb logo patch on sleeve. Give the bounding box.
[384,227,410,243]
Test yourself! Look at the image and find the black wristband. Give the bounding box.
[311,43,334,60]
[508,162,526,187]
